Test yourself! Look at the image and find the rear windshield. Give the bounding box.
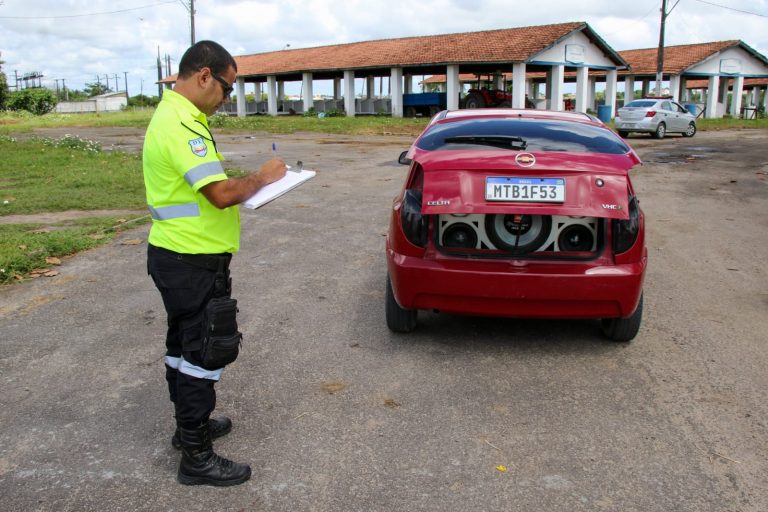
[624,100,657,108]
[416,118,630,154]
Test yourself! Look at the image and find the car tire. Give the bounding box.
[386,274,417,333]
[653,122,666,139]
[464,93,485,109]
[683,122,696,137]
[404,106,416,118]
[618,130,629,138]
[601,294,643,342]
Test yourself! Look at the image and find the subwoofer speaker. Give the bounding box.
[439,214,597,253]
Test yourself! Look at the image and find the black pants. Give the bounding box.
[147,244,233,429]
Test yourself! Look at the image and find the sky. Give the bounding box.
[1,0,766,99]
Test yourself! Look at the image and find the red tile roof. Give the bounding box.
[234,22,614,77]
[618,41,739,75]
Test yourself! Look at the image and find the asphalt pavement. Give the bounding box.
[1,128,766,512]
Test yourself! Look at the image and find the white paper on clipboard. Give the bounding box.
[243,168,316,209]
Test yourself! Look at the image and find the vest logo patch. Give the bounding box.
[188,137,208,157]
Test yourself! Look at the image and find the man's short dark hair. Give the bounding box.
[178,40,237,78]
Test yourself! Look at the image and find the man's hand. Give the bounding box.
[201,158,287,209]
[258,158,287,186]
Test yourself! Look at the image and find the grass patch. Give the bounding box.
[0,216,149,283]
[0,136,146,214]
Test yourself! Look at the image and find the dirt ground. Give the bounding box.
[0,126,766,511]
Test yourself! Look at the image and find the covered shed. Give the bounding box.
[617,41,768,118]
[228,21,627,118]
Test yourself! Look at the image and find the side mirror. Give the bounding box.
[398,151,412,165]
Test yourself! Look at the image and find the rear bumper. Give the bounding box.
[615,119,657,132]
[387,249,646,319]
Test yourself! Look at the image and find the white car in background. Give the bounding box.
[615,98,697,139]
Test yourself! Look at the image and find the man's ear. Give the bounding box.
[197,67,212,89]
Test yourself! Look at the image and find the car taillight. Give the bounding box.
[645,111,656,118]
[401,165,427,247]
[613,196,639,254]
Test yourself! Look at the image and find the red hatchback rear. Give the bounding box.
[385,109,647,341]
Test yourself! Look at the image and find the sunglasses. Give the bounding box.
[211,73,234,99]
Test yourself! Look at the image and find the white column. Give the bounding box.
[302,73,313,112]
[367,76,375,99]
[532,82,540,109]
[446,65,460,110]
[493,73,504,90]
[267,75,278,116]
[730,76,744,117]
[550,64,564,111]
[587,76,596,112]
[641,80,650,98]
[762,86,768,111]
[705,75,719,119]
[236,76,246,117]
[277,81,284,101]
[669,75,681,102]
[679,77,688,102]
[343,70,355,117]
[390,67,403,117]
[718,77,730,117]
[512,62,526,109]
[575,66,589,113]
[333,78,341,100]
[404,74,413,94]
[545,69,553,109]
[605,69,618,118]
[624,75,635,104]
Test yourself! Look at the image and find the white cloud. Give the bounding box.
[0,0,766,96]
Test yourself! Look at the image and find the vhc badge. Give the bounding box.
[188,137,208,157]
[515,153,536,167]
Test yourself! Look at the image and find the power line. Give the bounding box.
[692,0,768,18]
[0,1,177,20]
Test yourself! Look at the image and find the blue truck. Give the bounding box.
[402,92,447,117]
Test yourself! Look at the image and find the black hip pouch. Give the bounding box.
[201,296,242,369]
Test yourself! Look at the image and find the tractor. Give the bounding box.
[461,74,535,109]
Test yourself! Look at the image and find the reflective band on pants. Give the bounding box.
[148,202,200,220]
[179,358,223,381]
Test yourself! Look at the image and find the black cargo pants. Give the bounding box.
[147,243,233,429]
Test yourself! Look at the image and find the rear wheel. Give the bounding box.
[386,274,417,332]
[404,106,416,118]
[601,294,643,342]
[464,93,485,109]
[683,122,696,137]
[618,130,629,138]
[653,122,666,139]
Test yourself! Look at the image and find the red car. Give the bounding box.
[385,109,647,341]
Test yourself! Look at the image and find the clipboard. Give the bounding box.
[243,168,316,209]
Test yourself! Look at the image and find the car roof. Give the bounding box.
[441,108,602,126]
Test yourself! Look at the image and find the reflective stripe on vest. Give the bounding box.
[148,202,200,220]
[184,160,225,187]
[165,356,181,369]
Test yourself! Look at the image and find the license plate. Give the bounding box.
[485,177,565,202]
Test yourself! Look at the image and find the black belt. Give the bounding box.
[149,244,231,272]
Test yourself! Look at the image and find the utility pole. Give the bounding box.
[157,46,163,98]
[114,74,120,92]
[62,79,68,101]
[656,0,681,97]
[190,0,195,46]
[123,72,129,98]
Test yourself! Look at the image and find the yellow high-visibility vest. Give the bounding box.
[143,89,240,254]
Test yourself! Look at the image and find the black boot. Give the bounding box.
[172,416,232,450]
[177,424,251,486]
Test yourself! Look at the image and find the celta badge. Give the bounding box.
[188,137,208,157]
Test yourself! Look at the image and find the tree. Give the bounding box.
[7,88,57,115]
[84,82,111,97]
[0,51,9,109]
